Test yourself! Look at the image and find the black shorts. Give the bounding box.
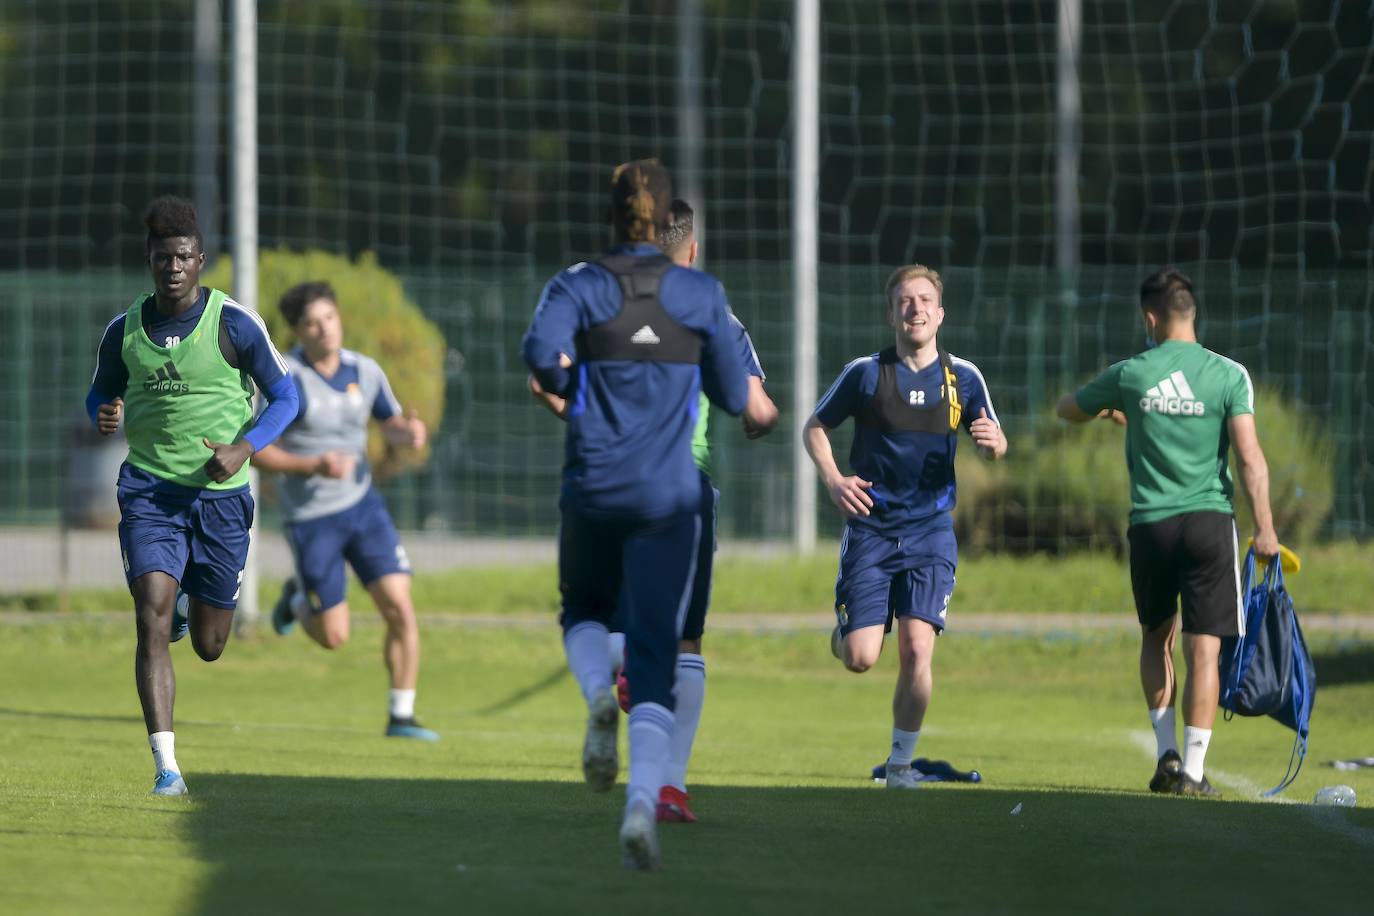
[1127,511,1242,637]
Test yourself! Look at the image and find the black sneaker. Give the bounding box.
[1148,750,1182,793]
[1176,773,1221,798]
[271,580,298,636]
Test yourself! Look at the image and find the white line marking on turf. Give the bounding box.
[1128,729,1374,847]
[1128,730,1292,802]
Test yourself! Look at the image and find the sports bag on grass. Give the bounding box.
[1218,549,1317,796]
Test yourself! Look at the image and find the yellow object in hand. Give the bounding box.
[1247,539,1301,573]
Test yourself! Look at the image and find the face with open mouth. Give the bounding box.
[147,235,204,309]
[887,276,943,349]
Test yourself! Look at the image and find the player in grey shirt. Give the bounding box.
[251,281,437,741]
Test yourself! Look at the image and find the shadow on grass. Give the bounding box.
[1312,643,1374,687]
[182,774,1374,916]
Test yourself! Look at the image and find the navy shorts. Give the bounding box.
[834,524,957,636]
[118,486,254,610]
[606,472,718,642]
[560,506,701,710]
[285,488,410,611]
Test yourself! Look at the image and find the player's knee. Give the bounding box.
[191,633,226,662]
[320,627,349,650]
[844,647,878,673]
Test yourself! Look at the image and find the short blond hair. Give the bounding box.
[885,264,943,309]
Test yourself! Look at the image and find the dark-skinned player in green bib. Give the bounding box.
[86,196,299,796]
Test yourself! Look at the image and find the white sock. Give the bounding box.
[1149,706,1178,758]
[627,702,674,815]
[887,728,920,767]
[149,731,179,775]
[389,688,416,720]
[664,654,706,791]
[1182,725,1212,781]
[564,622,613,707]
[607,631,627,674]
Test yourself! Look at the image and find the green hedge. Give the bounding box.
[954,386,1334,554]
[203,249,446,478]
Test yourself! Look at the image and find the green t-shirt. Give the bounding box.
[121,288,255,489]
[1075,340,1254,526]
[691,392,711,477]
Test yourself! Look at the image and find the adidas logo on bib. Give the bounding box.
[143,360,189,395]
[630,325,661,345]
[1141,370,1205,416]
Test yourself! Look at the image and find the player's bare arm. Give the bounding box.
[1228,412,1280,560]
[202,437,255,483]
[383,410,427,450]
[969,407,1008,459]
[803,414,873,518]
[1055,393,1125,426]
[742,376,780,439]
[251,442,354,479]
[97,397,123,435]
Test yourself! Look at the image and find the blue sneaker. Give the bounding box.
[150,770,187,796]
[386,717,439,742]
[170,591,190,643]
[271,580,298,636]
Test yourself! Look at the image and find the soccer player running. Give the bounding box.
[251,281,437,742]
[522,162,751,870]
[804,265,1006,789]
[1055,267,1279,797]
[529,198,779,824]
[86,196,299,796]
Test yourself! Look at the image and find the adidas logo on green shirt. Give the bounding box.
[142,360,190,395]
[1140,370,1204,416]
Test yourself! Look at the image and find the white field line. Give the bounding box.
[1127,728,1374,848]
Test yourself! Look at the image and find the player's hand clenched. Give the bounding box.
[970,407,1006,460]
[202,437,255,483]
[317,450,356,480]
[97,398,123,435]
[826,474,875,518]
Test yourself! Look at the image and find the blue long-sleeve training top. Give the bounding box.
[522,242,751,519]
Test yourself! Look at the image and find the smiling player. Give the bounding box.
[803,264,1006,789]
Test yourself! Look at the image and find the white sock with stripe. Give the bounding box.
[1182,725,1212,781]
[664,654,706,791]
[627,702,674,815]
[564,622,613,707]
[887,728,920,767]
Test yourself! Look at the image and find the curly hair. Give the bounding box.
[143,195,203,252]
[278,280,338,327]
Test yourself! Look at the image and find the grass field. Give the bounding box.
[2,615,1372,915]
[4,541,1372,616]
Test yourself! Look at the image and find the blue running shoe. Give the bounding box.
[870,757,982,783]
[150,770,187,797]
[386,717,439,742]
[271,580,298,636]
[170,591,190,643]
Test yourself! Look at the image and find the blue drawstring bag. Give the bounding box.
[1218,549,1317,796]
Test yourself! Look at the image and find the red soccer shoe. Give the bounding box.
[656,785,697,823]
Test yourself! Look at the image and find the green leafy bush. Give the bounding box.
[954,386,1333,554]
[202,249,445,477]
